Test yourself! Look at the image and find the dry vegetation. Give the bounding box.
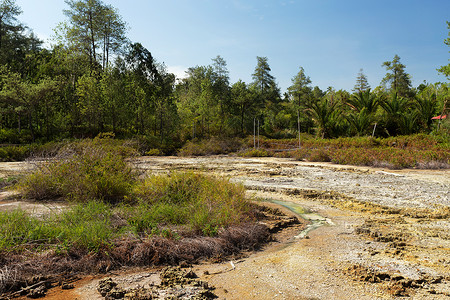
[0,138,275,297]
[265,134,450,169]
[176,134,449,169]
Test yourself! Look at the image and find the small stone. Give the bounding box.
[185,269,198,279]
[179,260,191,268]
[61,283,74,290]
[27,285,47,299]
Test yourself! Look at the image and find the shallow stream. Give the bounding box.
[266,199,334,239]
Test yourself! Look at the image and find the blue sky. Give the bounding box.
[16,0,450,93]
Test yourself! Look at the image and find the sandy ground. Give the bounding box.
[1,155,449,299]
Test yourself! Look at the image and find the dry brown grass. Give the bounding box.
[0,222,268,296]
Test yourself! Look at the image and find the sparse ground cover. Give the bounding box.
[2,133,449,170]
[175,134,450,169]
[0,140,275,299]
[243,134,450,169]
[0,139,449,299]
[131,156,450,299]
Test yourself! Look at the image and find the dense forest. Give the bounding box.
[0,0,449,152]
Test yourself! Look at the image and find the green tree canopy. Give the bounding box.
[0,0,42,74]
[62,0,127,70]
[437,21,450,79]
[287,66,312,107]
[352,68,371,93]
[381,55,413,98]
[252,56,275,94]
[0,0,22,50]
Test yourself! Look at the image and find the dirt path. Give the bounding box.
[1,156,449,299]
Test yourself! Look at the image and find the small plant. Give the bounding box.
[55,201,115,252]
[146,148,162,156]
[178,137,243,156]
[0,209,39,251]
[0,145,30,162]
[132,172,253,236]
[238,148,272,157]
[0,176,19,190]
[0,201,115,253]
[18,140,137,203]
[308,149,332,162]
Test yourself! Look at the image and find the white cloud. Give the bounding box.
[32,31,52,49]
[167,65,188,80]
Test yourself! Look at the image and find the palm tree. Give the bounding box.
[345,90,381,136]
[345,108,372,136]
[346,90,380,114]
[306,95,340,138]
[415,93,437,132]
[398,111,419,135]
[381,92,413,135]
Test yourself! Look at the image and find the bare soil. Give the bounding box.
[1,155,449,299]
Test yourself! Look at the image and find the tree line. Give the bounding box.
[0,0,449,150]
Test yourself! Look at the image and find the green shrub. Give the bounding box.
[308,149,332,162]
[0,129,33,144]
[2,171,256,254]
[18,141,137,202]
[0,201,115,253]
[55,201,115,252]
[145,148,162,156]
[0,145,31,162]
[178,137,243,156]
[0,209,39,251]
[132,172,253,236]
[238,148,272,157]
[0,176,19,190]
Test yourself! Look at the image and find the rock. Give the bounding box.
[105,287,125,299]
[185,269,198,279]
[98,278,117,297]
[61,283,75,290]
[27,285,47,299]
[179,260,191,268]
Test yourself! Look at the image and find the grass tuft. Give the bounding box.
[131,172,253,236]
[178,137,243,156]
[17,140,137,203]
[238,148,272,157]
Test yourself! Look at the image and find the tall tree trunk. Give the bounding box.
[106,34,110,68]
[105,19,111,68]
[160,107,164,143]
[45,102,50,141]
[88,12,96,70]
[102,34,106,69]
[240,104,245,136]
[28,110,35,142]
[17,113,21,133]
[0,21,3,51]
[111,105,116,133]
